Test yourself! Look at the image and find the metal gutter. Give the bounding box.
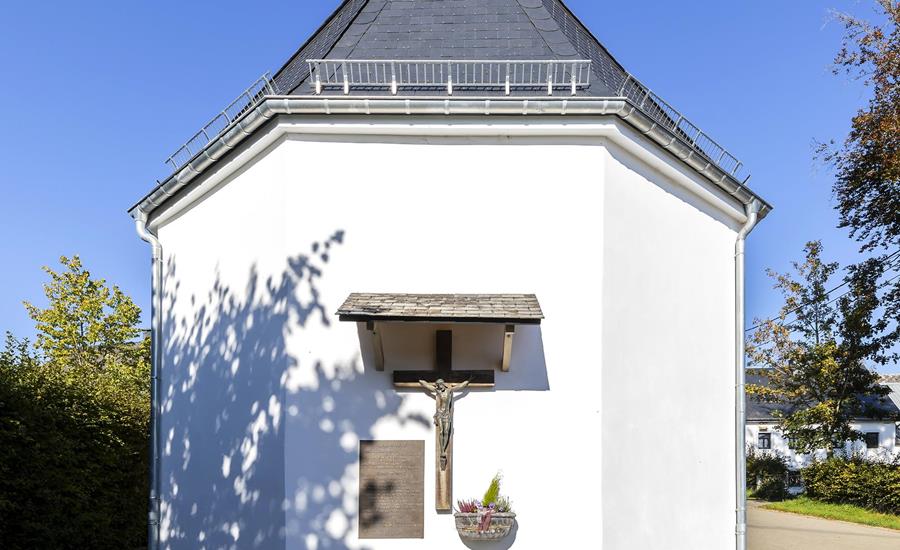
[734,199,762,550]
[128,96,772,220]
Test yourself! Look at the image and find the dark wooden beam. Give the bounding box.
[435,330,452,372]
[393,370,495,388]
[392,329,494,388]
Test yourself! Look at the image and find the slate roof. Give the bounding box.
[336,293,543,323]
[746,370,900,422]
[273,0,626,96]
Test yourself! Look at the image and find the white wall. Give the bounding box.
[747,422,900,470]
[600,140,739,549]
[153,118,743,550]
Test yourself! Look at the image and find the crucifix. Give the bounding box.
[393,330,494,512]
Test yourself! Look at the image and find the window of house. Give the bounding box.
[786,471,802,487]
[895,424,900,446]
[865,432,879,449]
[758,432,771,450]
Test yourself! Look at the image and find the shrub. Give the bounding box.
[0,257,151,549]
[747,447,790,501]
[802,454,900,515]
[0,334,149,549]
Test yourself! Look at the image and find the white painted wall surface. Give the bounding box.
[600,140,739,550]
[152,117,744,550]
[747,422,900,470]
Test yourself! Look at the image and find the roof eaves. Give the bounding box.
[128,97,773,220]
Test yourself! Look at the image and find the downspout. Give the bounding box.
[735,199,761,550]
[135,212,162,550]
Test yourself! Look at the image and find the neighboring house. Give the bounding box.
[129,1,772,549]
[746,371,900,473]
[884,374,900,410]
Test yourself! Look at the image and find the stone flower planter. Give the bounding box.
[454,511,516,541]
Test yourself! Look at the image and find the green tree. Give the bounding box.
[747,242,891,455]
[823,0,900,350]
[0,256,149,549]
[24,255,145,371]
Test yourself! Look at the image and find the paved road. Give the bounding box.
[748,501,900,549]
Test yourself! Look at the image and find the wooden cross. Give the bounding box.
[393,330,494,512]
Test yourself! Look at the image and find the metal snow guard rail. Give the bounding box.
[163,64,748,184]
[307,59,593,94]
[618,74,748,182]
[164,73,278,172]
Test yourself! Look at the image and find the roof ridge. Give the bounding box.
[340,0,390,60]
[273,0,371,94]
[539,0,628,92]
[508,0,578,59]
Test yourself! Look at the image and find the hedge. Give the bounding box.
[0,342,149,549]
[803,455,900,515]
[746,447,790,501]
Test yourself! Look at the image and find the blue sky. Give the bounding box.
[0,1,888,360]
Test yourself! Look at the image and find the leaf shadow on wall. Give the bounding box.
[159,230,428,550]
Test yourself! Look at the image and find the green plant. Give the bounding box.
[482,473,502,508]
[802,454,900,514]
[495,496,513,513]
[0,257,150,549]
[746,447,790,501]
[455,472,514,515]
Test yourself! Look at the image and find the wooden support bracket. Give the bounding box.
[367,321,385,371]
[501,324,515,372]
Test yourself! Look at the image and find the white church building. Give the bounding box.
[130,1,772,549]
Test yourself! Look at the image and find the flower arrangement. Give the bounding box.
[453,473,516,541]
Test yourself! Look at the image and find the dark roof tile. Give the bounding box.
[747,370,900,422]
[273,0,626,96]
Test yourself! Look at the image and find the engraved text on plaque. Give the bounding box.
[358,440,424,539]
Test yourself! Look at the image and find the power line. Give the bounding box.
[749,271,900,348]
[746,248,900,333]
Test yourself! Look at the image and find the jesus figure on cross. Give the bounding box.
[418,378,470,470]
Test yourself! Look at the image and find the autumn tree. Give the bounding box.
[823,0,900,349]
[747,242,892,455]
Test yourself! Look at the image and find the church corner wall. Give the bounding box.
[600,141,739,549]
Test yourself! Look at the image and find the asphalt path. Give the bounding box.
[747,500,900,549]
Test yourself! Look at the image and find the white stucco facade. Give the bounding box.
[150,115,747,550]
[747,421,900,471]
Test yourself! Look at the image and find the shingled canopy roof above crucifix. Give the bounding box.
[336,293,543,324]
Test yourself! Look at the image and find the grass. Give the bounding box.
[763,497,900,531]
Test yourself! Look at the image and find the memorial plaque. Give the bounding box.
[359,440,425,539]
